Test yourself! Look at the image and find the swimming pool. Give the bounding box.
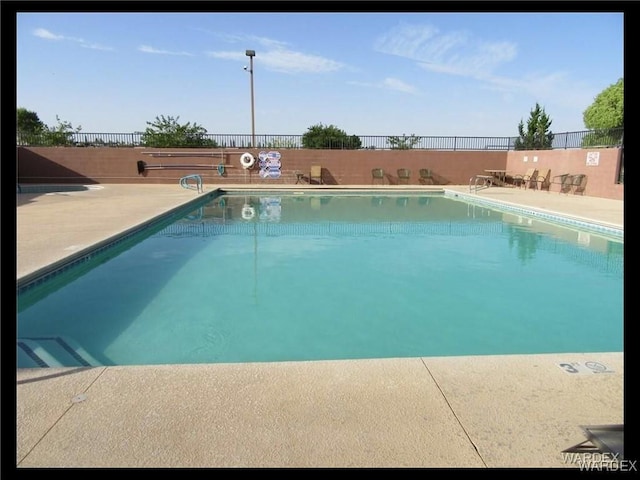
[17,191,624,368]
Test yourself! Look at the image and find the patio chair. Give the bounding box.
[310,165,323,184]
[397,168,411,185]
[513,168,538,189]
[419,168,434,185]
[372,168,385,185]
[534,168,551,191]
[553,173,573,194]
[571,174,588,195]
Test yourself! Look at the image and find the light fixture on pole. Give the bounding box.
[245,49,256,149]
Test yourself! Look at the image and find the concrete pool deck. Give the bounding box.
[16,183,625,468]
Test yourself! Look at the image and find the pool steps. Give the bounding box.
[17,336,100,368]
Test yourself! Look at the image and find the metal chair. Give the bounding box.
[371,168,385,185]
[571,174,588,195]
[419,168,434,185]
[553,173,573,194]
[397,168,411,185]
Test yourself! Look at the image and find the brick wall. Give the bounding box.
[17,146,623,200]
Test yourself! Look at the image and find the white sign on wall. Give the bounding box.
[586,151,600,166]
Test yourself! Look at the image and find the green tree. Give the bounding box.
[17,108,46,144]
[265,137,300,149]
[42,115,82,146]
[387,134,422,150]
[141,115,218,147]
[514,103,554,150]
[582,78,623,147]
[301,123,362,149]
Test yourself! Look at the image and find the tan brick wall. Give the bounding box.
[17,146,623,200]
[506,148,623,200]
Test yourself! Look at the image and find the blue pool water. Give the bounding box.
[17,192,624,367]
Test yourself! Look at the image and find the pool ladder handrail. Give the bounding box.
[469,174,493,193]
[179,174,203,193]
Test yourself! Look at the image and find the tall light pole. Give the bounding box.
[245,49,256,149]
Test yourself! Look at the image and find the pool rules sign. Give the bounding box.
[586,151,600,166]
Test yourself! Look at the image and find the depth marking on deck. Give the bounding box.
[557,361,614,375]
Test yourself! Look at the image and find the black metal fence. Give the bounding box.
[16,128,623,151]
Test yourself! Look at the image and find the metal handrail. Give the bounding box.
[179,174,203,193]
[469,175,492,193]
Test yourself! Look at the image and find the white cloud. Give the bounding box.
[374,22,595,110]
[262,49,344,74]
[81,43,115,51]
[381,78,418,94]
[375,23,517,78]
[205,33,346,74]
[32,27,112,51]
[347,77,419,95]
[138,45,195,56]
[206,48,345,74]
[214,32,291,51]
[33,28,64,40]
[204,50,243,60]
[374,24,441,60]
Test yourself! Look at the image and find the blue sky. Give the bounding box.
[16,11,623,137]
